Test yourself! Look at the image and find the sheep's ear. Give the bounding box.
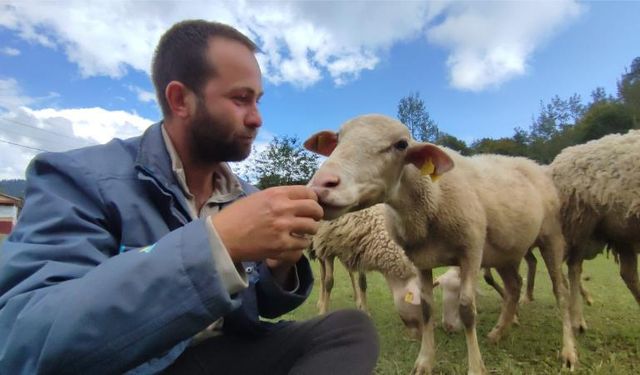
[304,131,338,156]
[406,143,454,181]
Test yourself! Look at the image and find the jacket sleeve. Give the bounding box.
[255,255,314,318]
[0,152,242,375]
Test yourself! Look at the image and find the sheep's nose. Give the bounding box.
[312,171,340,189]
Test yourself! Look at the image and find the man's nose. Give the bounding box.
[245,106,262,129]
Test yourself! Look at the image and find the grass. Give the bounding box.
[284,254,640,374]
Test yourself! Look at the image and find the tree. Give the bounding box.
[617,56,640,126]
[435,132,471,156]
[470,137,526,157]
[249,135,320,189]
[397,92,439,142]
[590,87,612,104]
[529,94,585,141]
[574,101,636,143]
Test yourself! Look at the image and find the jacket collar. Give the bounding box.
[134,121,259,214]
[135,121,175,187]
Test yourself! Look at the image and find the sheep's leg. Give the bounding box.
[316,256,327,313]
[580,280,594,306]
[357,272,369,312]
[567,257,587,332]
[317,256,335,314]
[458,259,486,375]
[539,237,577,370]
[487,265,522,343]
[482,268,505,299]
[618,248,640,306]
[522,250,537,303]
[411,269,436,375]
[348,271,370,313]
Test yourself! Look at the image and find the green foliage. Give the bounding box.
[435,132,471,156]
[529,94,585,141]
[574,101,637,143]
[618,56,640,125]
[397,92,439,142]
[249,135,320,190]
[471,137,527,157]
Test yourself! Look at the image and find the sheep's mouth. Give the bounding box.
[318,200,352,220]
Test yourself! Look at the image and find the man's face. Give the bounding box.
[188,37,263,163]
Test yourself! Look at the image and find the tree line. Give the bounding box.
[2,58,638,191]
[248,56,639,188]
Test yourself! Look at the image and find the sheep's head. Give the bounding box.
[305,114,453,220]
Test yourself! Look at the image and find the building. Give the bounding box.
[0,192,23,236]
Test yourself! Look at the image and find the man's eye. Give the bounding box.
[394,140,408,150]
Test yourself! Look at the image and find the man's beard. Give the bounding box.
[189,101,253,163]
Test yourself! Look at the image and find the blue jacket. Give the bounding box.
[0,123,313,374]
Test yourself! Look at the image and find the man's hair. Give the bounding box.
[151,20,258,117]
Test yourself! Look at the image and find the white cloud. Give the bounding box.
[0,0,583,91]
[0,0,427,88]
[0,79,156,179]
[1,47,20,56]
[127,85,157,104]
[425,1,583,91]
[0,78,34,109]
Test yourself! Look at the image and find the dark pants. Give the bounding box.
[164,309,379,375]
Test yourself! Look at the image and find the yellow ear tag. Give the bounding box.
[404,291,414,303]
[420,159,439,181]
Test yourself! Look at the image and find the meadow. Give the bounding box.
[285,254,640,374]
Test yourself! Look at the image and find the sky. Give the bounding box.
[1,0,639,180]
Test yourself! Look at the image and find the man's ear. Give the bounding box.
[406,143,454,181]
[165,81,194,119]
[304,131,338,156]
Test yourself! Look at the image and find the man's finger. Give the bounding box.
[290,217,320,237]
[283,185,318,201]
[292,199,324,221]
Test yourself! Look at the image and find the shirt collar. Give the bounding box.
[161,124,245,215]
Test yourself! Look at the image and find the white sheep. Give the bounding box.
[304,114,576,375]
[436,259,534,334]
[309,204,423,338]
[550,129,640,332]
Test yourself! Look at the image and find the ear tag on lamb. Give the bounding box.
[420,159,440,181]
[404,291,420,305]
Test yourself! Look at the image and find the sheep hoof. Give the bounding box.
[410,366,431,375]
[520,295,534,304]
[571,319,588,334]
[411,358,433,375]
[584,296,594,306]
[487,329,503,344]
[561,347,578,371]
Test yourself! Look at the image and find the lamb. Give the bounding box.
[304,114,576,375]
[308,204,423,338]
[436,257,535,334]
[550,129,640,332]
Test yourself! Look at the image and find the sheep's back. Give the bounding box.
[312,204,415,279]
[551,129,640,221]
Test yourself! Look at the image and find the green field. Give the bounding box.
[286,254,640,374]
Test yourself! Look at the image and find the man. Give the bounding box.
[0,20,379,374]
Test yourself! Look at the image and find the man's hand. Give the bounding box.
[266,250,304,289]
[212,185,322,263]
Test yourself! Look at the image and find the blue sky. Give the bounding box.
[1,0,639,179]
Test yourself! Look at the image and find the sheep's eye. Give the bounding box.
[394,140,408,150]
